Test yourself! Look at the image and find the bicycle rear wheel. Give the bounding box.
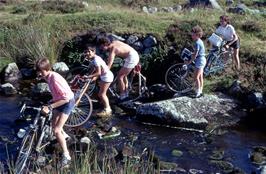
[66,66,96,96]
[165,63,194,93]
[128,72,149,101]
[65,93,93,127]
[15,130,37,174]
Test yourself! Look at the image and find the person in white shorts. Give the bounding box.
[98,37,139,100]
[85,46,114,117]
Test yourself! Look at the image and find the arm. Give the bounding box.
[107,48,116,69]
[88,66,101,81]
[226,33,238,47]
[41,99,69,114]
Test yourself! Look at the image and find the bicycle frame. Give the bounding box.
[15,104,53,174]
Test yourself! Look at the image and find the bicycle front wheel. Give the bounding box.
[65,66,96,96]
[15,130,37,174]
[128,72,149,101]
[65,93,93,127]
[165,63,193,93]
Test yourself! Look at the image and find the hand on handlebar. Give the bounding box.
[41,105,52,116]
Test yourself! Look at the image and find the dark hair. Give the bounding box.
[191,25,203,38]
[85,45,96,52]
[98,37,111,46]
[220,15,230,24]
[35,57,51,71]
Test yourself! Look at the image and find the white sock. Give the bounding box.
[105,107,112,112]
[63,152,71,160]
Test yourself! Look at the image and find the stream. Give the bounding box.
[0,95,265,173]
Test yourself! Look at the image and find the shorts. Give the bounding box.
[100,71,114,83]
[195,56,207,70]
[54,98,75,115]
[227,39,240,49]
[123,50,139,69]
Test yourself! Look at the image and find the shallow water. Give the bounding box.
[0,96,266,173]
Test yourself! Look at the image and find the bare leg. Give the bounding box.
[98,81,111,110]
[117,67,132,96]
[234,48,240,70]
[52,110,70,155]
[194,68,201,95]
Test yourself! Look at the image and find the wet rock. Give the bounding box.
[159,161,178,172]
[3,62,22,86]
[208,150,224,160]
[171,149,183,157]
[189,168,204,174]
[137,93,244,130]
[31,82,51,101]
[247,92,265,109]
[250,146,266,165]
[209,160,234,173]
[52,62,69,76]
[97,127,121,140]
[0,83,17,95]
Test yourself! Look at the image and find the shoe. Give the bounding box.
[62,130,71,141]
[60,155,71,168]
[96,109,112,118]
[194,93,203,98]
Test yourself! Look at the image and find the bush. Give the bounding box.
[11,5,27,14]
[41,0,85,14]
[122,0,161,7]
[242,21,261,32]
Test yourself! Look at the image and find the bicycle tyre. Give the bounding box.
[15,130,37,174]
[65,93,93,127]
[165,63,193,93]
[65,66,96,96]
[128,72,149,101]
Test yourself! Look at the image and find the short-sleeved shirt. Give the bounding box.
[92,55,114,83]
[92,55,110,75]
[194,39,205,59]
[215,24,236,42]
[194,39,206,69]
[46,71,74,102]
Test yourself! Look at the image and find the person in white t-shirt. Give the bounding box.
[85,46,114,117]
[215,15,240,70]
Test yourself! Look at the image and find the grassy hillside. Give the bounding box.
[0,0,265,91]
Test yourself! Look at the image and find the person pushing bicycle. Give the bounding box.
[98,37,139,100]
[35,58,74,168]
[85,45,114,117]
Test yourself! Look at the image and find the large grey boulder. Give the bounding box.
[52,62,69,76]
[3,63,22,86]
[136,93,245,130]
[0,83,17,96]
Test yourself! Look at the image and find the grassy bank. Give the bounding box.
[0,0,265,90]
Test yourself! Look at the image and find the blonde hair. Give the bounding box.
[191,25,203,38]
[35,57,51,71]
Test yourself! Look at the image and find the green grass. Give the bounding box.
[0,0,265,90]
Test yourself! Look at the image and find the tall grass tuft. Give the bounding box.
[0,25,61,68]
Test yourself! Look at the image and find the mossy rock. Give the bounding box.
[171,149,183,157]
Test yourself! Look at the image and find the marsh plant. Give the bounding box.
[0,25,61,68]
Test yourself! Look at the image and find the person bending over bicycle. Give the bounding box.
[215,15,240,71]
[98,37,139,100]
[85,45,114,117]
[186,26,206,98]
[35,58,75,168]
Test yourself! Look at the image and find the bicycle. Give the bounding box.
[203,41,233,76]
[67,58,149,103]
[14,104,53,174]
[165,43,232,93]
[65,77,93,127]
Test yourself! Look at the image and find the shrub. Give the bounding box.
[242,21,261,32]
[41,0,85,14]
[122,0,161,7]
[11,5,27,14]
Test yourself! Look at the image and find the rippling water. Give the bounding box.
[0,95,266,173]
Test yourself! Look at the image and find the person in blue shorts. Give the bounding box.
[185,25,206,98]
